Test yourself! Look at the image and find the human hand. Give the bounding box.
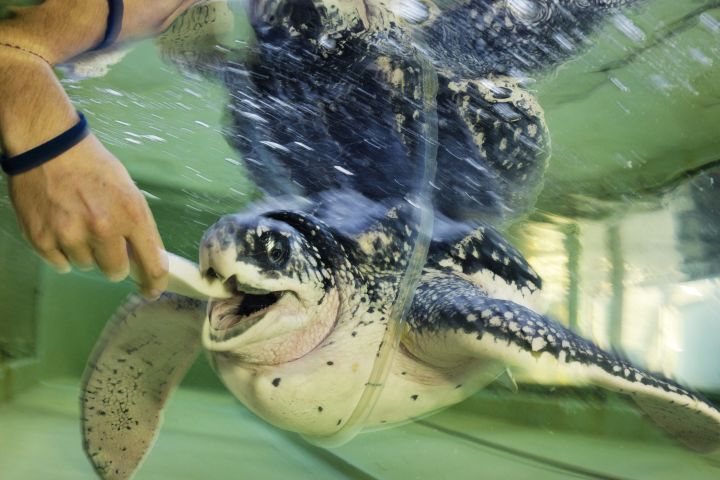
[8,133,168,299]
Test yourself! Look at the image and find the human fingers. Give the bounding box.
[92,236,130,282]
[53,217,95,270]
[13,214,71,273]
[37,245,72,273]
[62,241,95,271]
[21,225,72,273]
[127,217,168,299]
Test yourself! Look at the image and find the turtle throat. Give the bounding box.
[236,292,280,317]
[211,291,283,332]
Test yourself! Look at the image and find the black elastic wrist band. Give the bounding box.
[0,112,89,176]
[93,0,124,51]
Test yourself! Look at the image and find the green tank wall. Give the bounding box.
[2,3,720,478]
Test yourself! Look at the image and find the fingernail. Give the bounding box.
[109,271,129,283]
[148,289,163,301]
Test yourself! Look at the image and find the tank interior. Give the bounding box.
[2,1,720,478]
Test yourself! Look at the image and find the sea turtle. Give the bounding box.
[148,0,643,225]
[77,1,720,478]
[81,192,720,479]
[64,0,644,224]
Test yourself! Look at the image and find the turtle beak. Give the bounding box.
[225,275,273,295]
[208,290,284,332]
[199,215,244,280]
[208,273,287,334]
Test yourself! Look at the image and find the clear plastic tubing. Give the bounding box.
[304,37,439,447]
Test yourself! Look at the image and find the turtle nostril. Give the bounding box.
[206,268,221,280]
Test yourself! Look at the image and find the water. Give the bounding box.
[2,0,720,478]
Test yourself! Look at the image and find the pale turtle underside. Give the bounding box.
[81,197,720,480]
[80,2,720,479]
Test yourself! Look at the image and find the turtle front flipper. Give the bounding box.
[81,294,205,480]
[406,272,720,453]
[434,75,550,223]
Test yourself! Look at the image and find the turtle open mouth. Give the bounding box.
[211,291,284,333]
[236,292,279,317]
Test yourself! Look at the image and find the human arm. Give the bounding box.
[0,0,200,297]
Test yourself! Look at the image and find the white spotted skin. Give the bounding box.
[208,291,387,435]
[204,286,340,365]
[364,341,506,429]
[446,263,546,314]
[83,212,720,478]
[204,251,515,435]
[205,259,501,436]
[200,213,341,364]
[203,242,516,436]
[447,75,546,158]
[447,331,720,453]
[210,304,507,436]
[357,229,402,259]
[81,295,206,480]
[403,268,720,453]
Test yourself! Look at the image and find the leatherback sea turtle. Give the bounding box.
[77,0,720,478]
[82,194,720,479]
[152,0,643,225]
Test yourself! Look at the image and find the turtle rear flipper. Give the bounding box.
[434,75,550,223]
[81,294,205,480]
[407,272,720,453]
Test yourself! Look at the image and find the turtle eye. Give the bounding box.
[263,233,290,267]
[269,244,285,263]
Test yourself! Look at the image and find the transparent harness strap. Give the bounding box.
[304,41,439,447]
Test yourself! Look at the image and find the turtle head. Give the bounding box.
[200,211,340,364]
